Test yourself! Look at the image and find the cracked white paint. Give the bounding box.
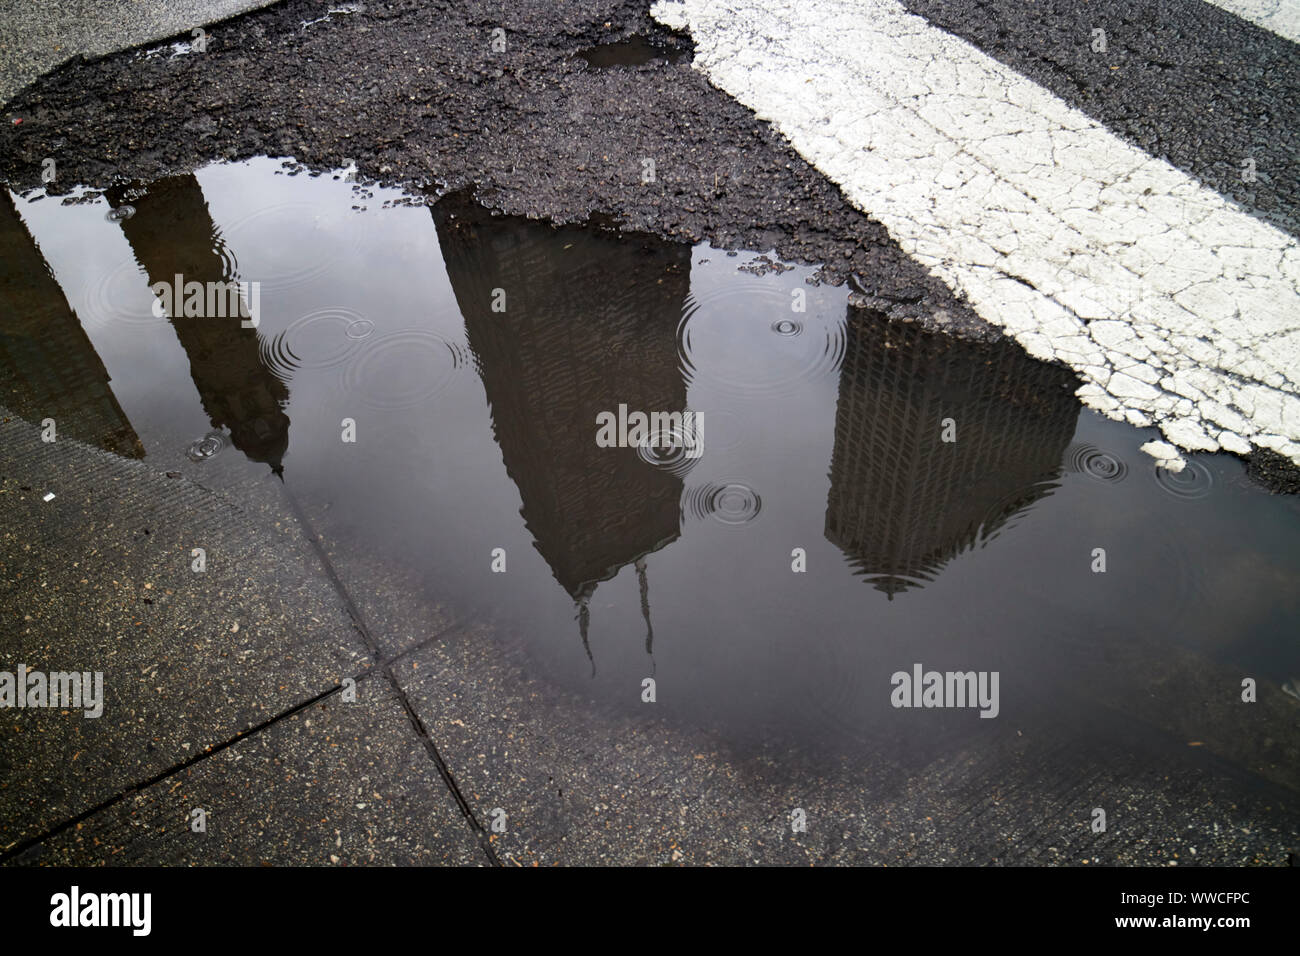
[1203,0,1300,43]
[1140,440,1187,472]
[653,0,1300,469]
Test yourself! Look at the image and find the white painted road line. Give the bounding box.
[1202,0,1300,44]
[653,0,1300,469]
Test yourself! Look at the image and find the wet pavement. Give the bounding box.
[1,158,1298,865]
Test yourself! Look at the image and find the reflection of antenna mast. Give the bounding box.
[635,557,655,667]
[577,593,594,677]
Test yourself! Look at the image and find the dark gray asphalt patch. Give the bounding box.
[1247,447,1300,494]
[901,0,1300,237]
[0,0,992,338]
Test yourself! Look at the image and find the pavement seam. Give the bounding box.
[1,413,496,864]
[0,617,477,864]
[277,487,504,867]
[0,682,338,863]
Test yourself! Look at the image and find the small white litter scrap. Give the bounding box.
[42,492,55,502]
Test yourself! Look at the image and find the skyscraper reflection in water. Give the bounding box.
[106,176,291,476]
[433,193,691,666]
[0,191,144,458]
[825,308,1080,596]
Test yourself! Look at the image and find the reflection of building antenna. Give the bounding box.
[635,557,655,671]
[577,593,594,677]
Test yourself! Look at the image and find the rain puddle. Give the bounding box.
[3,158,1299,778]
[576,35,690,68]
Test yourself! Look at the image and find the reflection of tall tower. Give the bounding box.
[105,176,290,475]
[432,193,688,660]
[825,307,1079,596]
[0,191,143,458]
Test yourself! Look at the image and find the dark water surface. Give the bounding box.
[4,158,1298,780]
[576,35,691,68]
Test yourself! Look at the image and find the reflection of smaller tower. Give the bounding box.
[0,191,143,458]
[825,306,1079,596]
[106,176,290,475]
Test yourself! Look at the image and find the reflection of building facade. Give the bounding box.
[0,191,143,458]
[106,176,291,475]
[825,308,1079,597]
[432,193,689,659]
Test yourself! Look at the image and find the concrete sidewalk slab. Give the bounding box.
[0,408,373,852]
[12,681,486,865]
